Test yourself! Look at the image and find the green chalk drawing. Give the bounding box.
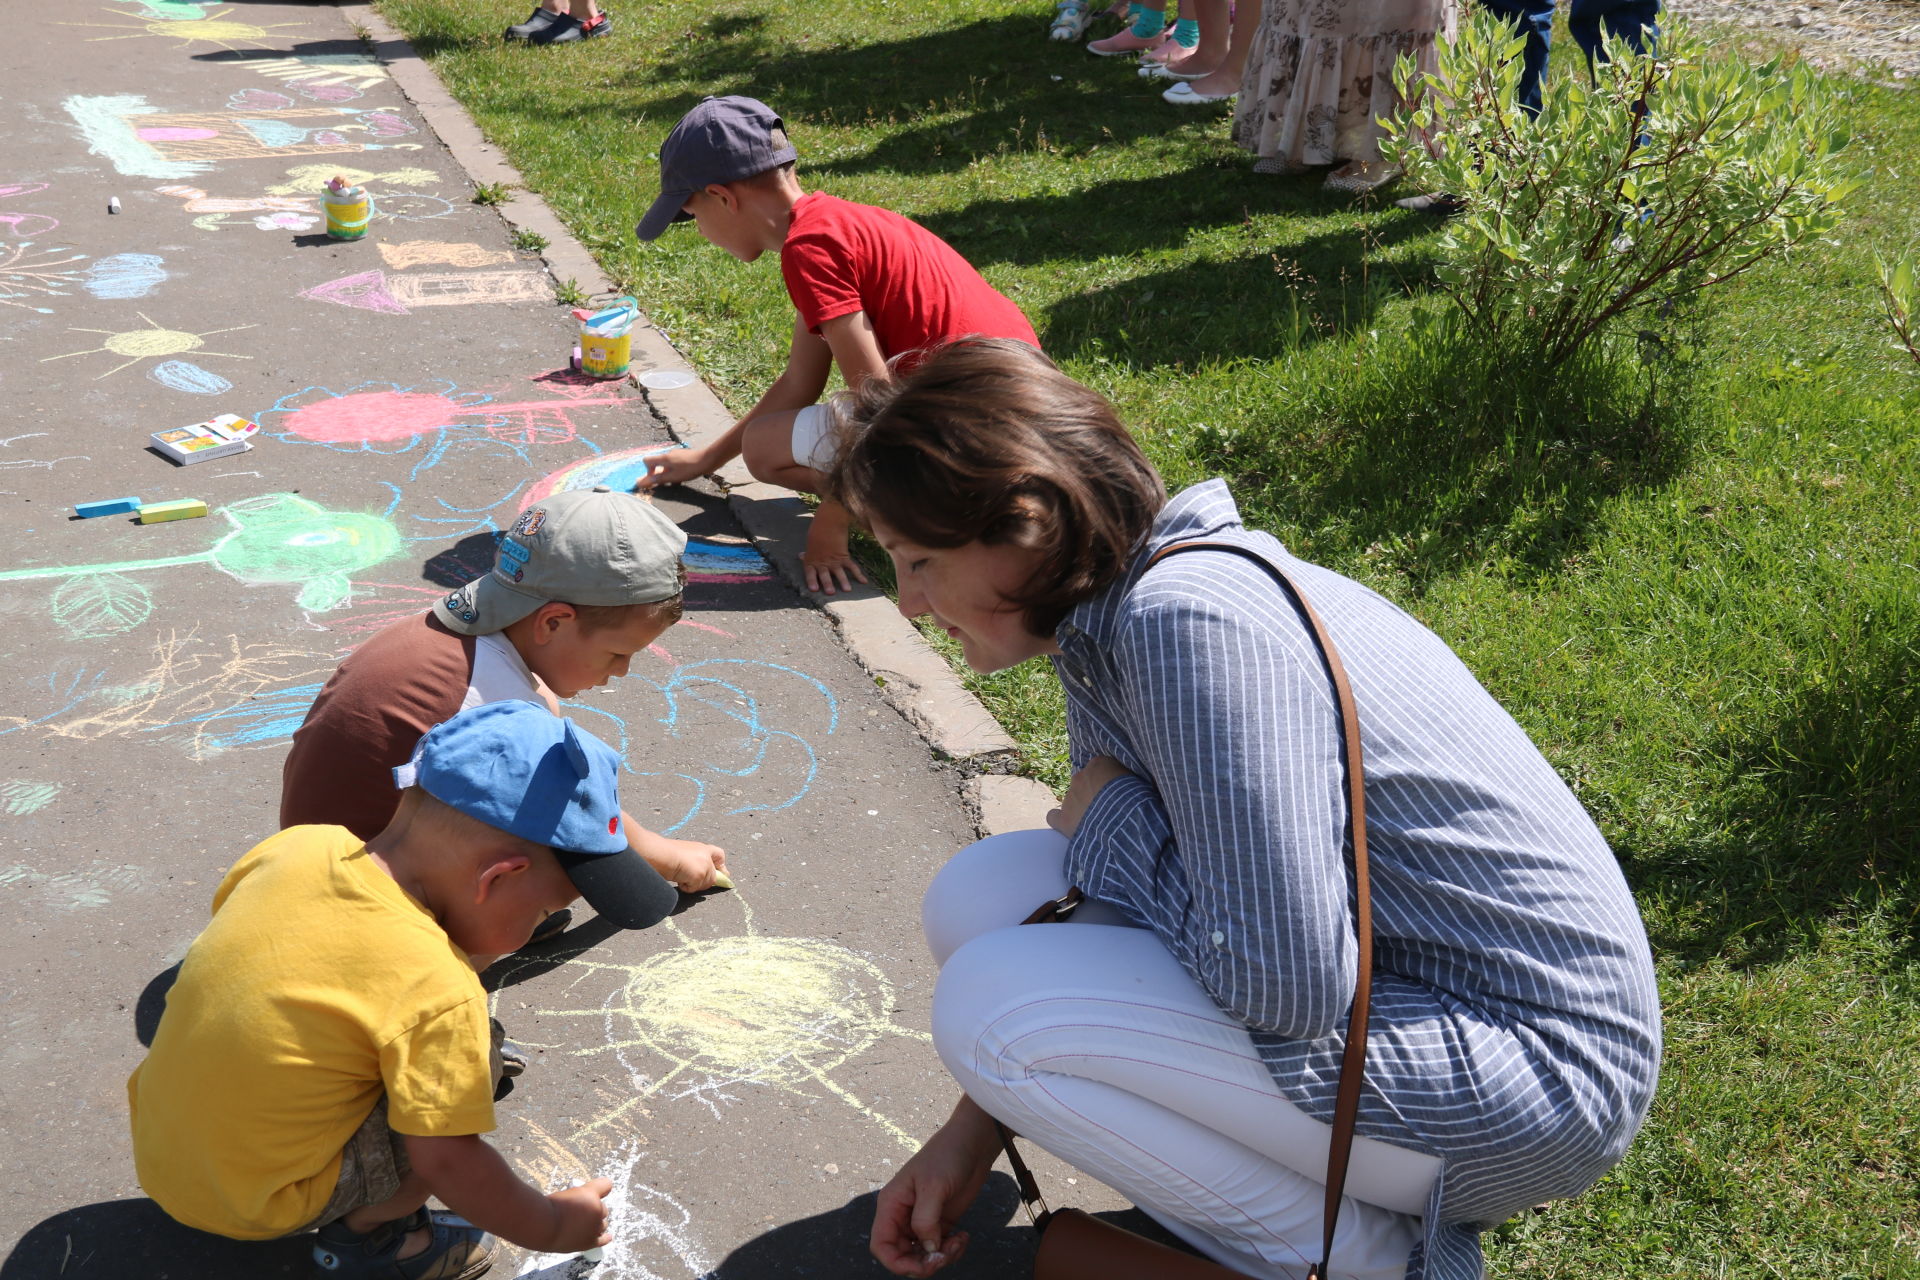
[0,782,59,816]
[0,493,400,611]
[52,571,153,639]
[130,0,210,17]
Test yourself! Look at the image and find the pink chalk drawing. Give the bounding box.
[252,211,317,231]
[299,267,549,315]
[227,88,296,112]
[1,182,59,240]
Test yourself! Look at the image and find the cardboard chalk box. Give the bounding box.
[151,413,259,466]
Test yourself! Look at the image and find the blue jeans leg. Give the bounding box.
[1477,0,1556,116]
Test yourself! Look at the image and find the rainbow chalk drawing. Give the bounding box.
[0,493,402,612]
[0,242,88,314]
[82,253,168,300]
[40,313,252,380]
[57,7,305,52]
[64,96,420,180]
[300,267,549,315]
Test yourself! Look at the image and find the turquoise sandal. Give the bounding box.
[312,1208,495,1280]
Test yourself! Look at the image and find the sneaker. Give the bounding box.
[521,906,573,948]
[533,10,613,42]
[503,5,561,39]
[1395,191,1464,217]
[312,1208,494,1280]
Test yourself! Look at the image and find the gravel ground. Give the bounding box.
[1667,0,1920,82]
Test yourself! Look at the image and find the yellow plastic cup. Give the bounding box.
[323,188,371,241]
[580,329,632,380]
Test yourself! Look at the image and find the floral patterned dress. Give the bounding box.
[1233,0,1457,173]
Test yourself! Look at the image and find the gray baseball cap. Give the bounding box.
[434,487,688,636]
[635,95,798,242]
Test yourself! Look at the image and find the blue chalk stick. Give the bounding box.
[75,497,143,519]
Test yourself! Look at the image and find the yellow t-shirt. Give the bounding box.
[127,825,495,1239]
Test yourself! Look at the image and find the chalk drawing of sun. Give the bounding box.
[502,895,931,1153]
[61,6,303,51]
[39,312,253,379]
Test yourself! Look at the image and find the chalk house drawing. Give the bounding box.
[64,95,420,180]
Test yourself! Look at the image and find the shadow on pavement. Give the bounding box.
[1,1198,306,1280]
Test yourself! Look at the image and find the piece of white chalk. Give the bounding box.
[108,196,121,213]
[582,1248,605,1262]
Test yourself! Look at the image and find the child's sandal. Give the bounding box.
[1050,0,1095,41]
[312,1208,495,1280]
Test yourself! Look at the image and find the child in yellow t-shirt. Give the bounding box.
[129,701,661,1278]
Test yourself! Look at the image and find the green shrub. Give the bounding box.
[1382,14,1857,369]
[1880,256,1920,366]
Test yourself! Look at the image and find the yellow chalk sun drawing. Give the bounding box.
[514,895,931,1150]
[40,312,254,379]
[62,7,303,51]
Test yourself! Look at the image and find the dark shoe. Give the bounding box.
[503,6,561,39]
[533,11,613,42]
[1395,191,1464,217]
[312,1208,494,1280]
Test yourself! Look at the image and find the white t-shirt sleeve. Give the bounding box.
[463,632,545,710]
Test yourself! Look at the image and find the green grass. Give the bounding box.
[375,0,1920,1271]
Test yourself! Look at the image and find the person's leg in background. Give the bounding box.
[923,832,1440,1279]
[1161,0,1261,104]
[1476,0,1555,116]
[1566,0,1658,65]
[1089,0,1171,56]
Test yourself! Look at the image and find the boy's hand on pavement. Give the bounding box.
[545,1178,613,1252]
[640,834,729,893]
[635,448,706,491]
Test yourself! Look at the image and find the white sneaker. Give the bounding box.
[1162,81,1234,104]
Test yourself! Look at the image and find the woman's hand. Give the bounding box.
[870,1098,1002,1277]
[1047,755,1135,839]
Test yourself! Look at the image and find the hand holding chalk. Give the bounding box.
[549,1177,614,1255]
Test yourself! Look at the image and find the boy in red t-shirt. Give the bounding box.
[634,95,1040,595]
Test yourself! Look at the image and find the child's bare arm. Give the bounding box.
[405,1133,611,1252]
[640,318,833,488]
[819,311,888,390]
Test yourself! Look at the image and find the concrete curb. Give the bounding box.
[345,3,1031,821]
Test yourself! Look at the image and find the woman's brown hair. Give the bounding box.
[824,338,1166,638]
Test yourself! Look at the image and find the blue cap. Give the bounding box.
[636,95,797,242]
[395,701,675,929]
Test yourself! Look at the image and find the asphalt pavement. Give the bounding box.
[0,3,1129,1276]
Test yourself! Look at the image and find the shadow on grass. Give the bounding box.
[1627,570,1920,968]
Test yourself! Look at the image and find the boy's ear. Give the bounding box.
[475,853,533,906]
[701,182,740,213]
[528,600,578,645]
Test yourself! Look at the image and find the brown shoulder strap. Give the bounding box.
[1144,540,1374,1280]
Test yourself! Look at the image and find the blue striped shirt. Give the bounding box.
[1057,481,1661,1279]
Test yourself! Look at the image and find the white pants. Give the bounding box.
[925,830,1440,1280]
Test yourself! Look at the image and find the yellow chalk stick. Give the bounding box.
[138,499,208,524]
[710,870,735,891]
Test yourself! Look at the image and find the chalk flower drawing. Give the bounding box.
[39,311,252,381]
[0,493,402,612]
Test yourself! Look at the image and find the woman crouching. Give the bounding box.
[830,338,1661,1280]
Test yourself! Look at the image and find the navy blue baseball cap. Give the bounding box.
[395,701,676,928]
[636,95,797,242]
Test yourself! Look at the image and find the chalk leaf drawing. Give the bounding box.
[0,241,88,314]
[52,572,154,639]
[0,859,147,909]
[83,252,168,300]
[0,493,402,613]
[58,7,305,52]
[0,781,60,816]
[40,311,252,380]
[149,358,234,394]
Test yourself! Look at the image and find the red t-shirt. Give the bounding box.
[779,192,1039,369]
